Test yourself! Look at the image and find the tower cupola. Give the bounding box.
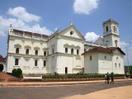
[103,18,120,47]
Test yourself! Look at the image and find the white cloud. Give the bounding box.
[7,6,41,22]
[73,0,100,15]
[120,41,132,65]
[120,41,129,48]
[0,6,51,36]
[29,24,51,34]
[85,32,99,42]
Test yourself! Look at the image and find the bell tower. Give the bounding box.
[103,19,120,47]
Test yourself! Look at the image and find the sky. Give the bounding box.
[0,0,132,65]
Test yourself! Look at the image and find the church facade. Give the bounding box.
[6,19,125,75]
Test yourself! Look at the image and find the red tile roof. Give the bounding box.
[82,47,125,55]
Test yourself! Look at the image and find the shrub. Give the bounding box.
[42,73,124,81]
[17,68,22,77]
[12,68,23,78]
[12,69,17,76]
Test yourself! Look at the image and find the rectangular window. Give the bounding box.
[44,51,46,56]
[15,58,19,65]
[77,49,79,55]
[35,50,38,55]
[26,49,29,55]
[35,60,38,66]
[43,60,46,67]
[71,48,74,54]
[65,48,68,53]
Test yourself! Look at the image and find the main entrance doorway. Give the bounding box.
[65,67,68,74]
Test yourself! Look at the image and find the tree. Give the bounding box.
[0,64,4,72]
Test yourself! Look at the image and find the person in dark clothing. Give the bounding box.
[106,72,110,84]
[110,72,114,84]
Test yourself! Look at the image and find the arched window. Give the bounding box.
[71,48,74,54]
[115,40,118,47]
[115,63,117,68]
[113,26,117,32]
[44,51,46,56]
[14,44,21,53]
[106,26,109,32]
[119,63,120,67]
[35,50,38,55]
[25,46,31,55]
[77,49,79,55]
[26,49,29,55]
[90,56,92,61]
[65,48,68,53]
[16,48,19,54]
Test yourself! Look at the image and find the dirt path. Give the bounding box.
[62,85,132,99]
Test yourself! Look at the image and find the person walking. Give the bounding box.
[104,73,107,84]
[110,72,114,84]
[106,72,110,84]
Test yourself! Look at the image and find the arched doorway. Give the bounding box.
[65,67,68,74]
[0,64,4,72]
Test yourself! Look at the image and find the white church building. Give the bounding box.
[6,19,125,75]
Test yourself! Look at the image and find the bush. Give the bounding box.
[0,64,4,72]
[42,73,125,81]
[12,69,17,76]
[12,68,23,78]
[43,73,104,80]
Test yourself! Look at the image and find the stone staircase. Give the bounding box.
[0,72,18,82]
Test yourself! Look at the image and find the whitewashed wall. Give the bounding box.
[98,53,113,74]
[84,53,98,73]
[7,31,48,74]
[112,50,124,74]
